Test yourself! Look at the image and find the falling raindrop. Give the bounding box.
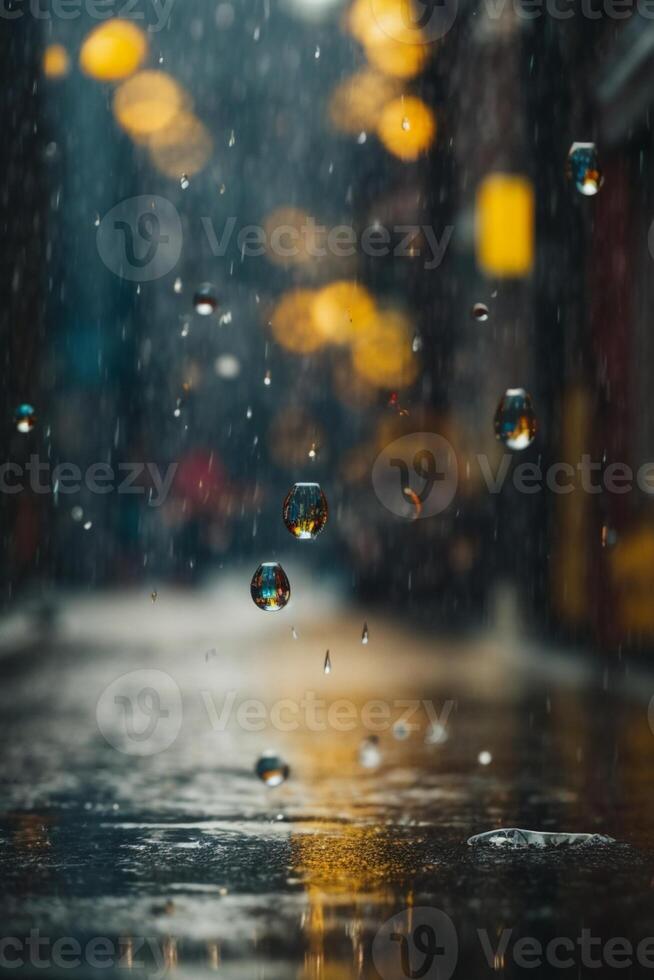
[308,443,318,460]
[323,650,331,674]
[283,483,328,540]
[173,277,183,294]
[291,626,299,640]
[263,370,272,387]
[180,173,190,190]
[193,283,218,316]
[401,116,411,131]
[494,388,537,451]
[472,302,489,322]
[250,562,291,611]
[83,521,93,531]
[358,735,382,769]
[361,621,369,645]
[150,590,158,603]
[255,751,289,787]
[14,403,36,434]
[567,141,603,196]
[478,750,492,766]
[412,334,423,353]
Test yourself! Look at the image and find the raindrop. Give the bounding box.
[314,44,320,58]
[357,131,367,144]
[494,388,537,451]
[255,751,289,787]
[358,735,382,769]
[401,116,411,131]
[150,590,158,603]
[83,521,93,531]
[308,443,318,460]
[93,213,100,227]
[246,406,253,419]
[71,506,84,523]
[425,722,449,745]
[193,283,218,316]
[173,277,183,294]
[567,141,603,196]
[478,750,492,766]
[361,621,369,644]
[228,130,236,147]
[283,483,328,540]
[472,302,489,322]
[180,173,190,190]
[250,562,291,611]
[323,650,331,674]
[412,334,423,353]
[14,403,36,434]
[291,626,299,640]
[263,370,272,386]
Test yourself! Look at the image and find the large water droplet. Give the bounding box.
[255,751,289,787]
[494,388,537,451]
[567,142,603,196]
[250,562,291,611]
[14,403,36,434]
[282,483,328,540]
[472,302,489,322]
[193,283,218,316]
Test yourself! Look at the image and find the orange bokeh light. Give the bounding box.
[270,290,325,354]
[113,71,187,139]
[377,96,436,160]
[312,281,377,344]
[43,44,70,79]
[80,19,147,82]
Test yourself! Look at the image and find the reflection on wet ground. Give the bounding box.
[1,580,654,977]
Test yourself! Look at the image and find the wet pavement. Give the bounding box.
[2,576,654,978]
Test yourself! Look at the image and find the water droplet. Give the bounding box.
[412,334,423,353]
[425,722,449,745]
[180,173,190,190]
[250,562,291,611]
[246,406,253,419]
[228,130,236,147]
[357,131,367,144]
[173,277,183,294]
[567,141,603,196]
[314,44,320,58]
[494,388,537,451]
[93,213,100,227]
[323,650,331,674]
[150,590,158,603]
[358,735,381,769]
[472,302,489,322]
[14,403,36,434]
[401,116,411,131]
[71,506,84,523]
[283,483,328,540]
[193,283,218,316]
[291,626,299,640]
[361,621,369,644]
[468,828,615,848]
[83,521,93,531]
[263,370,272,386]
[478,750,492,766]
[308,443,318,460]
[255,751,289,787]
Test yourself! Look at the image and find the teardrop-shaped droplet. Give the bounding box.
[14,403,36,434]
[361,621,369,645]
[255,751,289,787]
[250,562,291,611]
[193,283,218,316]
[567,142,603,196]
[282,483,328,540]
[471,302,489,322]
[323,650,331,674]
[494,388,537,451]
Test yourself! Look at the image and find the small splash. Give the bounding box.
[180,173,190,190]
[193,283,218,316]
[467,828,615,849]
[323,650,331,674]
[358,735,381,769]
[14,403,37,434]
[472,302,489,322]
[283,483,328,540]
[478,750,492,766]
[250,562,291,611]
[255,751,289,787]
[567,141,603,196]
[361,621,369,645]
[494,388,537,451]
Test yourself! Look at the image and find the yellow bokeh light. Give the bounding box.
[475,173,535,278]
[114,71,187,139]
[43,44,70,79]
[263,207,327,268]
[364,39,429,79]
[377,96,436,160]
[328,70,400,134]
[348,0,431,78]
[312,281,376,344]
[148,111,213,177]
[351,309,418,387]
[270,290,325,354]
[79,19,147,82]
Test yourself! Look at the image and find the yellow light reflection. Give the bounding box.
[43,44,70,79]
[348,0,431,78]
[263,207,327,268]
[80,19,147,82]
[475,173,535,278]
[312,280,376,343]
[148,110,213,177]
[377,96,436,160]
[328,69,400,134]
[270,289,325,354]
[114,71,187,139]
[351,309,418,387]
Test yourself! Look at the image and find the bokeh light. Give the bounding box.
[312,280,376,343]
[113,71,188,140]
[348,0,431,78]
[270,289,325,354]
[377,96,436,160]
[475,173,535,277]
[43,44,70,80]
[351,309,418,387]
[79,19,147,82]
[328,69,400,134]
[263,207,327,269]
[148,111,213,178]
